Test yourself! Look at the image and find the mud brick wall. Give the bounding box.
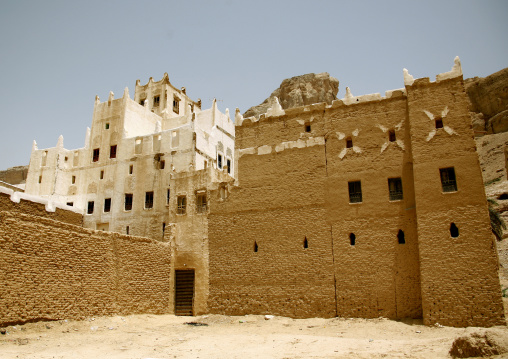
[0,209,171,326]
[0,192,82,226]
[407,77,505,327]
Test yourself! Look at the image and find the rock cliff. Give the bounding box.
[0,165,28,185]
[465,67,508,135]
[243,73,339,118]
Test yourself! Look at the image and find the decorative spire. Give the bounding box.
[56,135,64,149]
[95,95,100,105]
[403,69,415,86]
[123,87,129,99]
[266,96,285,117]
[108,91,114,102]
[32,140,38,152]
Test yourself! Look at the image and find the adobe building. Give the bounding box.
[24,74,235,315]
[207,57,506,327]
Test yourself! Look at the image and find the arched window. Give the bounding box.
[450,223,459,238]
[397,229,405,244]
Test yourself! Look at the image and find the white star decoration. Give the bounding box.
[337,129,361,159]
[424,106,457,141]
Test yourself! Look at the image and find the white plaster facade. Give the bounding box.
[25,74,235,240]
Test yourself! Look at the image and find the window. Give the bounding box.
[38,175,42,183]
[350,233,356,246]
[92,148,100,162]
[100,170,104,180]
[129,164,133,175]
[218,154,223,169]
[87,201,94,214]
[105,123,110,130]
[196,193,207,213]
[153,95,160,107]
[305,123,311,132]
[388,178,403,201]
[126,226,129,235]
[348,181,362,203]
[110,145,117,159]
[440,167,457,192]
[64,156,68,162]
[450,223,459,237]
[145,191,154,209]
[125,193,133,211]
[177,196,186,214]
[140,99,145,106]
[397,229,405,244]
[389,130,396,142]
[72,175,76,184]
[104,198,111,212]
[435,116,443,129]
[166,188,170,205]
[227,159,231,174]
[66,202,73,207]
[346,137,353,148]
[162,222,166,237]
[303,237,308,249]
[254,241,258,252]
[160,160,165,170]
[173,96,180,114]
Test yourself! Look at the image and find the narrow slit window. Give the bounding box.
[346,137,353,148]
[38,175,42,183]
[254,241,258,252]
[303,237,309,249]
[160,160,165,170]
[126,226,130,235]
[162,222,166,236]
[350,233,356,246]
[348,181,362,203]
[100,170,104,180]
[166,188,170,204]
[440,167,457,192]
[72,175,76,184]
[388,177,403,201]
[389,130,396,142]
[226,159,231,174]
[218,154,223,169]
[124,193,133,211]
[145,191,154,209]
[397,229,405,244]
[129,164,133,175]
[173,96,180,114]
[104,198,111,212]
[450,223,459,238]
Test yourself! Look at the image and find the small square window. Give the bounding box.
[348,181,362,203]
[440,167,457,192]
[177,196,186,214]
[388,177,403,201]
[435,117,443,129]
[125,193,133,211]
[87,201,94,214]
[140,99,145,106]
[110,145,117,159]
[105,123,110,130]
[145,191,154,209]
[196,193,207,213]
[346,138,353,149]
[92,148,100,162]
[104,198,111,212]
[153,95,160,107]
[389,130,396,142]
[305,123,311,132]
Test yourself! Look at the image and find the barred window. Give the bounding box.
[440,167,457,192]
[348,181,362,203]
[196,193,207,213]
[177,196,186,215]
[153,95,160,107]
[388,178,403,201]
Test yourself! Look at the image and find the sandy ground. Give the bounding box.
[1,311,508,359]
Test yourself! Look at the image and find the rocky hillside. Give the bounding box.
[0,165,28,185]
[465,67,508,135]
[243,72,339,118]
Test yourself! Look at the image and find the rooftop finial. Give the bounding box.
[436,56,463,82]
[95,95,100,105]
[266,96,285,117]
[108,91,114,102]
[32,140,38,152]
[56,135,64,149]
[123,87,129,99]
[403,69,415,86]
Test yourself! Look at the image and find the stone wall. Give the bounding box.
[0,197,171,326]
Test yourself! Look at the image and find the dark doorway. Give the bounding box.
[175,269,195,316]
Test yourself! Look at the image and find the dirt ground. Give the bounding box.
[1,309,508,359]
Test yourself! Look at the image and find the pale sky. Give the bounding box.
[0,0,507,170]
